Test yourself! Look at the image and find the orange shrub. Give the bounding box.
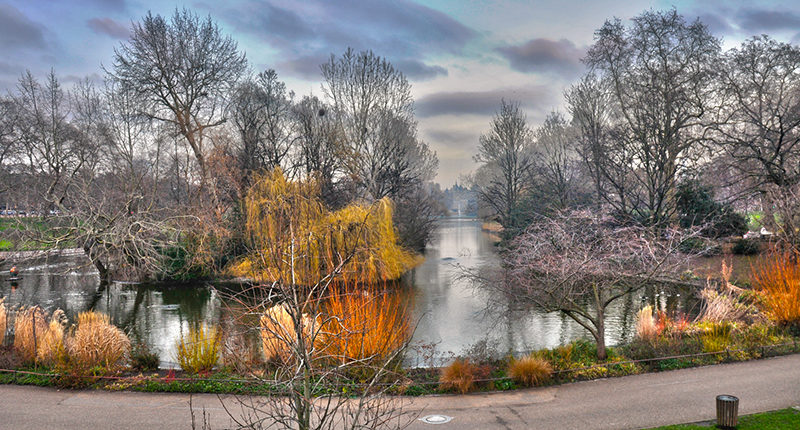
[508,356,552,387]
[751,251,800,327]
[440,359,477,394]
[260,304,312,364]
[321,285,411,366]
[0,298,6,345]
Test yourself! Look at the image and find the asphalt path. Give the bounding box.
[0,354,798,429]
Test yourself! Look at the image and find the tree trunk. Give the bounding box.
[595,308,607,361]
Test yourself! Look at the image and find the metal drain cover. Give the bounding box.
[420,414,453,424]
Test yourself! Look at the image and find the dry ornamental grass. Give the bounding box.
[439,358,477,394]
[508,356,552,387]
[67,311,130,369]
[13,306,49,363]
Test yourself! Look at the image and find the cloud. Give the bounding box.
[496,38,585,75]
[87,17,130,39]
[695,13,732,36]
[394,60,447,81]
[416,86,556,118]
[206,0,475,79]
[736,8,800,32]
[425,129,476,148]
[276,54,327,80]
[0,4,46,49]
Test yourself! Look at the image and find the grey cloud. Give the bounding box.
[696,13,732,36]
[207,0,475,79]
[737,9,800,32]
[394,60,447,81]
[425,129,476,148]
[416,86,556,118]
[276,55,327,80]
[88,17,130,39]
[0,4,46,49]
[496,38,585,75]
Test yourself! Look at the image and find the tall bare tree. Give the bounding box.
[230,69,295,187]
[109,8,247,189]
[530,111,586,211]
[321,48,438,248]
[585,9,720,226]
[473,100,534,232]
[714,35,800,245]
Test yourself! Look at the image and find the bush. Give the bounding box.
[175,325,219,373]
[698,321,733,353]
[508,356,552,387]
[440,359,477,394]
[130,343,160,371]
[67,311,131,369]
[751,252,800,329]
[732,238,760,255]
[322,286,411,366]
[676,180,747,238]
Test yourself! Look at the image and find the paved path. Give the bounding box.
[0,355,799,429]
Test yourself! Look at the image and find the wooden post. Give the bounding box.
[716,394,739,429]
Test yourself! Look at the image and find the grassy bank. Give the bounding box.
[647,408,800,429]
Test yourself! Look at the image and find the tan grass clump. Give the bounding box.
[67,311,130,369]
[439,358,477,394]
[175,324,220,373]
[0,298,6,345]
[36,310,66,365]
[635,305,658,342]
[13,306,49,363]
[508,355,552,387]
[751,251,800,327]
[260,304,307,364]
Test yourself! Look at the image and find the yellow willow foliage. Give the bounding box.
[231,168,421,284]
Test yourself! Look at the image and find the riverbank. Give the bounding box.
[1,353,798,430]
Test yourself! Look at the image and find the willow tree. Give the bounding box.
[230,168,420,285]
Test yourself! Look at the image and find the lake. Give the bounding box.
[0,217,709,367]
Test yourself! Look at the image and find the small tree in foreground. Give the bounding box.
[498,211,695,360]
[207,170,414,430]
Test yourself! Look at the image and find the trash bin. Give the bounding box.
[716,394,739,429]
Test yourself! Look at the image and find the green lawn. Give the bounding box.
[647,408,800,429]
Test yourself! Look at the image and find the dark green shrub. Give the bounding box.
[130,344,160,371]
[676,180,747,238]
[732,238,760,255]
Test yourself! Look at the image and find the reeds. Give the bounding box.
[175,324,219,373]
[36,309,66,365]
[67,311,130,369]
[508,355,552,387]
[439,358,477,394]
[13,306,49,363]
[260,304,308,364]
[751,251,800,327]
[635,305,658,342]
[0,298,6,345]
[322,286,411,365]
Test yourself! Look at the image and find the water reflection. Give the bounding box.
[2,218,709,367]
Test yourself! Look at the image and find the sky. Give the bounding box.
[3,0,800,186]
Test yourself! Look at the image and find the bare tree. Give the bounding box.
[497,210,694,360]
[230,69,295,187]
[292,96,343,206]
[0,96,18,198]
[530,111,586,211]
[713,35,800,244]
[585,10,720,226]
[109,8,247,189]
[12,70,86,210]
[321,48,438,247]
[473,100,535,233]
